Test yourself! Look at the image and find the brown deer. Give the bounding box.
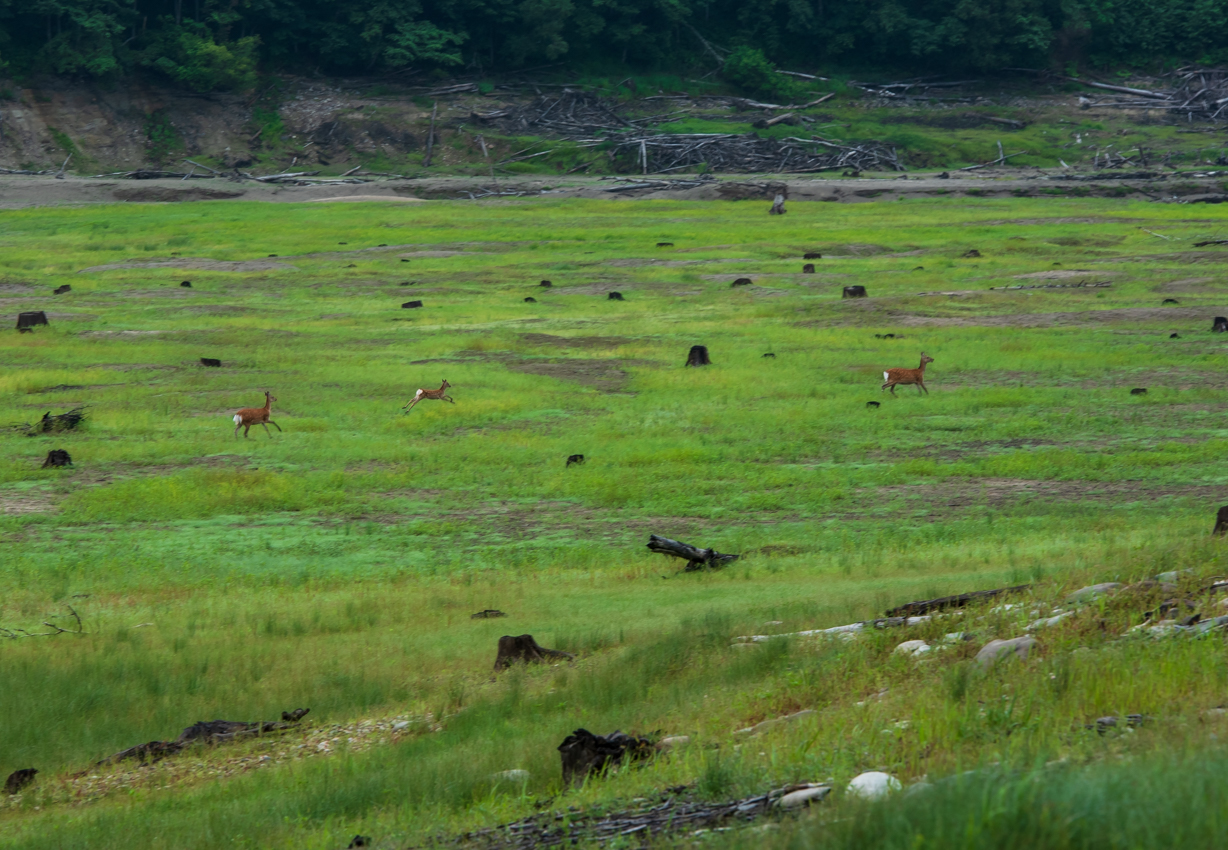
[233,391,282,438]
[882,353,934,395]
[402,379,454,414]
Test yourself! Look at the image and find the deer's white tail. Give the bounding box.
[233,414,242,425]
[883,371,889,381]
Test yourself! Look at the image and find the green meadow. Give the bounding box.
[2,194,1228,848]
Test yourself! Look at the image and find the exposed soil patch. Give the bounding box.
[0,282,37,294]
[520,333,634,350]
[112,187,245,203]
[1104,251,1228,264]
[1,312,97,323]
[182,305,257,315]
[503,359,638,391]
[976,217,1147,226]
[0,492,58,515]
[890,305,1228,328]
[80,258,296,273]
[1013,269,1116,280]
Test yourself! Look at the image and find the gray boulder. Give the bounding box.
[975,636,1037,667]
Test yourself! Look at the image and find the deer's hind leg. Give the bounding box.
[443,395,455,404]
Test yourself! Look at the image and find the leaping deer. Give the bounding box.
[882,353,934,395]
[233,391,283,438]
[402,379,454,414]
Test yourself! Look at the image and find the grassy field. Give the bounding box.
[2,194,1228,848]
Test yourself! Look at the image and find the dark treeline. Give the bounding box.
[1,0,1226,92]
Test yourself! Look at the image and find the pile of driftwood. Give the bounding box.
[13,407,86,436]
[481,90,676,136]
[611,134,903,174]
[1013,66,1228,121]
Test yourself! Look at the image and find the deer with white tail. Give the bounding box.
[882,353,934,395]
[233,391,283,438]
[402,379,454,414]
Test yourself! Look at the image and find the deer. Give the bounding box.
[232,391,282,438]
[402,379,454,414]
[882,353,934,395]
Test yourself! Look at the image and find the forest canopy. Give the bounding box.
[0,0,1225,91]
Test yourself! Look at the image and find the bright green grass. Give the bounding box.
[1,196,1227,848]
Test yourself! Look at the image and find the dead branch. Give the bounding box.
[0,605,84,639]
[648,534,739,571]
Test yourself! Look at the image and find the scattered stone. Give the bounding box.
[656,735,691,752]
[1130,387,1147,395]
[471,609,507,619]
[41,449,72,468]
[566,454,585,467]
[392,721,411,730]
[558,729,654,788]
[777,785,831,808]
[802,263,815,273]
[1027,611,1074,631]
[1088,714,1146,734]
[200,357,222,367]
[1154,570,1193,583]
[894,639,930,656]
[494,634,573,671]
[733,709,815,737]
[607,291,625,301]
[401,300,423,309]
[847,771,901,800]
[685,345,712,367]
[843,285,867,298]
[3,768,37,795]
[975,635,1037,667]
[1066,583,1122,604]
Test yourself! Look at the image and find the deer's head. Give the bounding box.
[265,391,278,403]
[920,353,934,366]
[441,379,451,390]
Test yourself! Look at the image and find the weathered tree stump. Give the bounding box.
[1162,298,1179,304]
[769,194,787,215]
[200,358,222,367]
[656,242,674,248]
[1130,388,1147,395]
[875,333,896,339]
[1171,333,1181,339]
[348,837,371,849]
[802,264,815,274]
[843,285,867,298]
[731,278,752,287]
[16,311,48,331]
[494,635,573,671]
[1214,506,1228,537]
[1214,317,1228,332]
[762,352,775,359]
[524,297,537,303]
[402,300,423,309]
[54,285,71,295]
[803,252,822,260]
[647,534,738,571]
[962,249,982,258]
[558,729,654,789]
[471,609,507,619]
[866,401,880,409]
[685,345,711,367]
[608,291,625,301]
[29,408,85,434]
[566,454,585,467]
[41,449,72,468]
[540,280,553,287]
[180,281,192,288]
[3,769,37,795]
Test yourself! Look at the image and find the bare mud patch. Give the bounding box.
[80,258,295,273]
[891,305,1228,328]
[520,333,635,350]
[0,492,58,515]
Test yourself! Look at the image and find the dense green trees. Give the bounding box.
[0,0,1223,91]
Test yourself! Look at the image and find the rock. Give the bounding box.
[392,721,411,730]
[1066,583,1122,604]
[847,771,901,799]
[656,735,691,751]
[778,785,831,808]
[733,709,815,737]
[975,636,1037,667]
[1027,611,1073,631]
[1154,570,1192,583]
[491,769,530,783]
[894,639,931,656]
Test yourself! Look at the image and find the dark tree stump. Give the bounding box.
[1130,388,1147,395]
[843,285,867,298]
[647,534,738,571]
[268,254,278,258]
[16,311,48,331]
[1214,317,1228,333]
[802,264,815,274]
[1214,506,1228,537]
[54,285,71,295]
[962,249,982,258]
[566,454,585,467]
[608,291,624,301]
[866,401,880,409]
[1162,298,1179,304]
[803,252,822,259]
[494,635,573,671]
[348,837,371,849]
[41,449,72,468]
[685,345,711,367]
[1170,333,1181,339]
[402,300,423,309]
[180,281,192,288]
[875,333,896,339]
[762,352,775,358]
[3,769,37,795]
[471,609,507,619]
[524,297,537,303]
[200,358,222,367]
[769,194,787,215]
[540,280,553,287]
[731,278,752,287]
[558,729,654,789]
[656,242,674,248]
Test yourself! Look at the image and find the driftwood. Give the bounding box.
[558,729,655,788]
[0,605,83,639]
[493,635,573,671]
[94,709,310,767]
[20,407,86,435]
[684,345,711,367]
[884,584,1030,618]
[3,769,37,795]
[41,449,72,468]
[609,134,903,175]
[647,534,738,571]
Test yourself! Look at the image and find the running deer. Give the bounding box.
[882,353,934,395]
[402,379,454,414]
[233,391,282,438]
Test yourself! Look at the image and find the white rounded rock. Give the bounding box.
[894,640,931,656]
[778,785,831,808]
[491,769,530,784]
[847,771,901,800]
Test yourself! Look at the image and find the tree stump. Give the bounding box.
[803,252,822,259]
[802,264,815,274]
[200,358,222,367]
[866,401,880,409]
[608,291,624,301]
[875,333,896,339]
[1130,388,1147,395]
[1162,298,1179,304]
[16,311,48,331]
[769,194,787,215]
[685,345,711,367]
[493,635,573,671]
[402,300,423,309]
[731,278,752,287]
[470,609,507,619]
[558,729,654,789]
[54,285,71,295]
[962,249,982,258]
[41,449,72,468]
[524,297,537,303]
[1214,317,1228,333]
[656,242,674,248]
[1214,506,1228,537]
[843,285,867,298]
[180,281,192,288]
[3,769,37,795]
[1170,333,1181,339]
[566,454,585,467]
[762,352,775,358]
[540,280,553,287]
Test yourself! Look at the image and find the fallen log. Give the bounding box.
[94,708,310,766]
[884,584,1030,618]
[647,534,738,571]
